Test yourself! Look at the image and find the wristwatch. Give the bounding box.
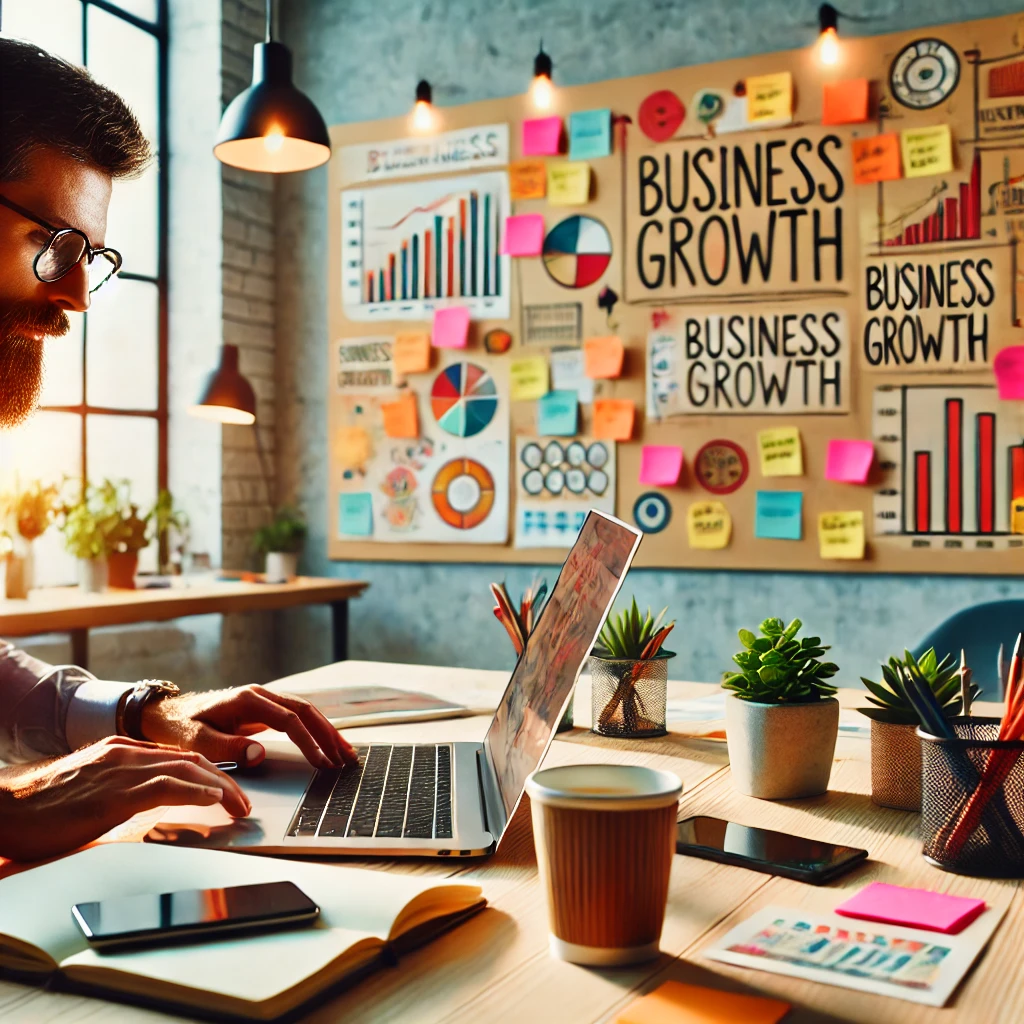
[117,679,181,741]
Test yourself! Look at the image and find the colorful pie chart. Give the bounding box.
[430,362,498,437]
[542,215,613,289]
[432,458,495,529]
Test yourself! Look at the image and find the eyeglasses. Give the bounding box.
[0,194,122,294]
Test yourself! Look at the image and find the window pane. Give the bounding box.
[103,0,158,23]
[39,316,84,406]
[85,278,158,409]
[0,0,83,65]
[106,162,158,277]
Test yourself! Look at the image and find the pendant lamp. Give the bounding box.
[214,0,331,173]
[188,345,257,425]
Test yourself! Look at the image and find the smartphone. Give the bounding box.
[676,816,868,884]
[72,880,320,952]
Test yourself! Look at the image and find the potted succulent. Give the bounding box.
[858,648,978,811]
[253,507,307,583]
[106,480,150,589]
[589,598,675,738]
[0,479,59,598]
[57,480,122,593]
[722,617,839,799]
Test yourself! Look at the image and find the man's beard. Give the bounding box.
[0,301,69,428]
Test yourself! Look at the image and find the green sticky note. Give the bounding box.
[538,390,578,436]
[568,108,612,160]
[755,490,803,540]
[339,492,373,537]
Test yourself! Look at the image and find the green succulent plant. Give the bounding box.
[722,617,839,704]
[253,506,307,556]
[593,598,675,660]
[858,648,978,725]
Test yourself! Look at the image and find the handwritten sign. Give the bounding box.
[901,125,953,179]
[818,511,866,560]
[687,501,732,549]
[755,491,803,540]
[746,72,792,125]
[548,163,591,205]
[510,356,549,400]
[568,108,612,160]
[509,159,546,200]
[336,337,394,391]
[550,348,594,403]
[339,492,373,536]
[538,390,578,436]
[392,332,431,375]
[852,134,901,185]
[758,427,803,476]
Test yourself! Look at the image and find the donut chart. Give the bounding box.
[543,216,613,289]
[432,457,495,529]
[430,362,498,437]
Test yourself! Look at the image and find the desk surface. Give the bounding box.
[4,661,1021,1024]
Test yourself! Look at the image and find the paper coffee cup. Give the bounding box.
[525,763,682,966]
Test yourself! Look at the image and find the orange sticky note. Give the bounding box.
[510,159,546,200]
[381,391,418,439]
[852,133,901,184]
[614,980,790,1024]
[393,332,431,375]
[593,398,634,440]
[823,78,869,125]
[584,336,625,379]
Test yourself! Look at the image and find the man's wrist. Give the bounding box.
[121,680,180,741]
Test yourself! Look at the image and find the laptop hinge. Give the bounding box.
[476,747,507,842]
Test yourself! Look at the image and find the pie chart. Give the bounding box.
[432,458,495,529]
[543,215,613,289]
[430,362,498,437]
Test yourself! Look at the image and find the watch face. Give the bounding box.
[695,440,749,495]
[889,39,960,110]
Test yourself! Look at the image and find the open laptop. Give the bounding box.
[148,510,642,858]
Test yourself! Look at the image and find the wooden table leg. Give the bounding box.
[70,628,89,670]
[331,600,349,663]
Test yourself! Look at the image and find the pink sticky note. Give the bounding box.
[501,214,545,256]
[995,345,1024,399]
[825,439,874,483]
[431,306,470,349]
[522,116,563,156]
[836,882,986,935]
[639,445,684,486]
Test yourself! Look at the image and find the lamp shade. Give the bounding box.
[214,41,331,173]
[188,345,257,425]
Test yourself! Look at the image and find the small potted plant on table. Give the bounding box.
[254,507,307,583]
[58,480,122,593]
[0,479,58,598]
[723,617,839,799]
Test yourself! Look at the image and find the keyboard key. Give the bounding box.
[287,766,340,837]
[435,745,453,839]
[347,745,391,836]
[317,761,364,837]
[376,745,413,838]
[403,745,439,839]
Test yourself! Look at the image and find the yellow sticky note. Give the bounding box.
[900,124,953,178]
[758,427,803,477]
[584,336,625,379]
[592,399,634,440]
[615,980,789,1024]
[1012,498,1024,534]
[510,159,546,200]
[510,356,549,401]
[393,332,431,375]
[381,391,418,439]
[547,162,591,206]
[335,425,371,470]
[747,71,792,123]
[686,501,732,550]
[818,511,866,560]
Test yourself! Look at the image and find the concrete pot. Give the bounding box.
[870,719,922,811]
[77,557,108,594]
[725,693,839,799]
[265,551,298,583]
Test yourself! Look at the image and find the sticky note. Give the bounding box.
[593,398,634,440]
[501,214,545,256]
[1012,498,1024,534]
[758,426,803,477]
[825,439,874,483]
[393,331,431,375]
[510,356,549,401]
[583,335,624,379]
[568,108,612,160]
[381,391,418,439]
[432,306,470,349]
[746,71,792,123]
[335,425,371,470]
[548,163,591,206]
[822,78,869,125]
[901,124,953,178]
[639,445,684,486]
[852,133,901,185]
[538,390,578,436]
[509,159,546,200]
[614,980,789,1024]
[550,347,594,403]
[522,116,562,156]
[755,490,803,540]
[994,345,1024,399]
[836,883,986,935]
[687,501,732,550]
[818,511,866,560]
[339,492,373,537]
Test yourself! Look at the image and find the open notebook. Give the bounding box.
[0,843,485,1020]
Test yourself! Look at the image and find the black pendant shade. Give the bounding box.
[189,345,257,425]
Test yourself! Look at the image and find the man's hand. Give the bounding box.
[0,737,250,862]
[140,684,358,770]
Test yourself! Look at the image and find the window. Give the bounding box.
[0,0,167,582]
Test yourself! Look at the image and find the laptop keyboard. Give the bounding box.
[286,744,453,840]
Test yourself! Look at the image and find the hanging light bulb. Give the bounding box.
[530,44,554,110]
[818,4,840,66]
[412,80,435,132]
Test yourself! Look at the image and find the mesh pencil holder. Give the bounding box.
[919,718,1024,878]
[588,656,669,738]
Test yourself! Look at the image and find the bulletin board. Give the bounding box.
[327,12,1024,574]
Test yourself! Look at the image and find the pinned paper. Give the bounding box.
[550,347,594,403]
[509,159,546,200]
[584,335,625,379]
[994,345,1024,399]
[548,163,591,206]
[836,883,985,935]
[568,108,612,160]
[825,439,874,483]
[746,71,792,123]
[639,445,684,486]
[613,980,789,1024]
[1013,498,1024,534]
[822,78,869,125]
[852,134,901,185]
[901,124,953,178]
[818,511,866,560]
[501,214,545,256]
[538,390,578,436]
[335,425,371,470]
[593,399,635,441]
[393,331,431,375]
[431,306,470,349]
[381,391,418,439]
[686,501,732,550]
[339,492,373,537]
[758,427,803,477]
[755,490,803,540]
[522,116,562,156]
[510,356,549,401]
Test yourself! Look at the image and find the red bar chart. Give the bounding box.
[883,151,981,247]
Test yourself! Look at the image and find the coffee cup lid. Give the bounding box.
[525,763,682,811]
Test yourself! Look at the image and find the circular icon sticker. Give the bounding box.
[633,492,672,533]
[432,457,495,529]
[542,216,613,289]
[484,328,512,354]
[889,39,960,109]
[638,89,685,142]
[695,439,749,495]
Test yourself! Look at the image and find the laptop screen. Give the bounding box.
[483,511,642,822]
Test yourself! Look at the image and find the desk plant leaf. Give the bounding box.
[859,648,977,725]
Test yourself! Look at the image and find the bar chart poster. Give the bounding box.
[341,172,511,321]
[872,384,1024,550]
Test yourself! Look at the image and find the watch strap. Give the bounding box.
[122,679,181,741]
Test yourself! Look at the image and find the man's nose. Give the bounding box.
[44,259,90,313]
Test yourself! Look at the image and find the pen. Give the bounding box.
[215,761,239,772]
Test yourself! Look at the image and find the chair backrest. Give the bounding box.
[912,600,1024,700]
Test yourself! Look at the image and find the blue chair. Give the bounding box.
[913,600,1024,699]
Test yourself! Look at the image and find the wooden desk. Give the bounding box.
[3,662,1020,1024]
[0,576,369,669]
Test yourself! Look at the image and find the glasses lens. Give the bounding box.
[35,231,87,283]
[88,250,121,293]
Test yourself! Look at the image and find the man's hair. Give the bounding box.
[0,37,152,182]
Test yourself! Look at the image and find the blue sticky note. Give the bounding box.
[339,492,373,537]
[538,390,579,436]
[568,109,612,160]
[755,490,803,540]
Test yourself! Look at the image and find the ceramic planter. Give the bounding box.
[108,551,139,589]
[5,538,33,599]
[265,551,298,583]
[725,693,839,799]
[870,719,921,811]
[77,557,109,594]
[588,656,670,738]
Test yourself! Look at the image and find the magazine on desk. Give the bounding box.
[287,684,480,728]
[0,843,485,1020]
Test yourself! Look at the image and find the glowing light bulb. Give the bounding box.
[530,73,553,111]
[412,99,434,132]
[263,129,285,153]
[819,26,840,66]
